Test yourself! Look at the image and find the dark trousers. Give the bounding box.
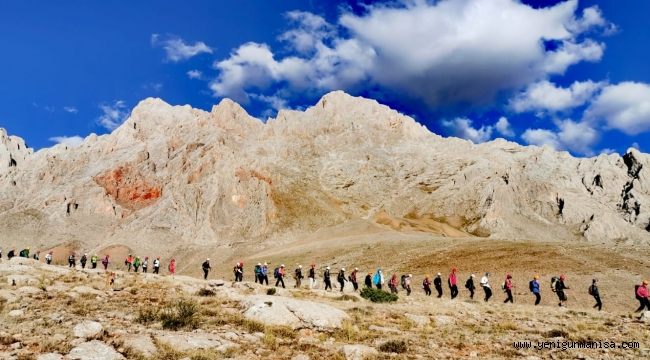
[469,288,475,299]
[424,285,431,296]
[262,275,269,285]
[636,297,650,312]
[47,259,52,265]
[406,286,411,296]
[376,284,382,290]
[153,266,159,274]
[81,261,86,269]
[504,289,513,303]
[203,269,209,280]
[92,262,97,269]
[435,285,443,298]
[325,279,332,290]
[483,286,492,302]
[255,274,260,284]
[338,280,345,292]
[593,295,602,310]
[450,285,458,299]
[275,277,285,288]
[534,292,541,305]
[352,281,358,291]
[142,266,147,273]
[69,261,75,268]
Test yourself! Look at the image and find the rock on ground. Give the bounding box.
[65,340,124,360]
[122,334,156,357]
[73,321,103,339]
[242,295,349,330]
[154,332,235,352]
[404,313,430,327]
[37,354,64,360]
[340,344,379,360]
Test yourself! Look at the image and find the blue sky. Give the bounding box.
[0,0,648,156]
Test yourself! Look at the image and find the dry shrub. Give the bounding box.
[379,340,407,353]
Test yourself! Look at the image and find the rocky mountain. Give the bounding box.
[1,91,649,255]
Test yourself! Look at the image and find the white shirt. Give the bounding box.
[480,276,490,288]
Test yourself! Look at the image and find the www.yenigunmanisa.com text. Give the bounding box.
[513,340,641,351]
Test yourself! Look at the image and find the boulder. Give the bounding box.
[8,309,24,318]
[17,286,42,295]
[71,286,104,297]
[73,321,103,339]
[434,315,455,326]
[340,344,378,360]
[37,354,64,360]
[154,332,235,352]
[639,311,650,323]
[65,340,124,360]
[404,313,430,327]
[122,334,156,357]
[242,295,349,330]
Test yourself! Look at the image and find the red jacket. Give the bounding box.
[449,272,457,286]
[505,278,513,290]
[637,284,649,298]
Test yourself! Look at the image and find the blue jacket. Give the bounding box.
[261,266,268,276]
[530,280,540,293]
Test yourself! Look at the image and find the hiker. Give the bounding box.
[153,257,160,274]
[125,254,134,272]
[80,254,88,269]
[465,274,476,299]
[389,273,399,294]
[91,254,98,269]
[434,273,443,298]
[45,251,53,265]
[554,275,569,307]
[337,268,347,292]
[481,272,492,302]
[635,280,650,312]
[7,249,15,259]
[19,248,29,258]
[294,265,303,288]
[142,257,148,273]
[349,268,359,291]
[324,266,332,291]
[133,256,141,272]
[274,264,286,288]
[68,253,76,268]
[202,258,211,280]
[168,258,176,275]
[364,272,372,288]
[589,278,602,311]
[261,263,269,285]
[423,275,432,296]
[236,262,244,282]
[530,275,541,305]
[254,263,262,284]
[449,268,458,299]
[404,274,412,296]
[0,248,2,259]
[102,255,110,270]
[373,269,384,290]
[33,251,40,261]
[233,262,242,282]
[308,264,316,289]
[503,274,514,303]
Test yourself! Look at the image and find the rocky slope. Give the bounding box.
[1,91,650,256]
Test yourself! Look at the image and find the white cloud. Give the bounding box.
[495,117,515,137]
[209,0,609,107]
[443,118,493,144]
[510,80,604,113]
[599,148,617,155]
[63,106,78,114]
[97,100,129,131]
[143,82,163,92]
[187,70,203,80]
[49,135,84,147]
[151,34,213,62]
[584,82,650,135]
[521,119,599,155]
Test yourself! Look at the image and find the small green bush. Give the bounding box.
[360,288,398,303]
[160,299,199,330]
[266,288,277,296]
[379,340,407,353]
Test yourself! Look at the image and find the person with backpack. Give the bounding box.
[80,254,88,269]
[153,257,160,274]
[554,275,569,307]
[529,275,541,305]
[323,266,332,291]
[404,274,412,296]
[45,251,53,265]
[233,263,240,281]
[142,256,148,273]
[202,258,211,280]
[19,248,29,258]
[7,249,15,259]
[589,278,602,311]
[465,274,476,299]
[389,273,399,294]
[91,254,98,269]
[503,274,514,303]
[133,256,141,272]
[125,254,134,272]
[168,258,176,276]
[275,264,286,288]
[373,269,384,290]
[102,255,110,270]
[261,263,269,285]
[294,265,304,288]
[349,268,359,291]
[308,264,316,289]
[364,272,372,288]
[68,253,76,268]
[236,262,244,282]
[480,272,492,302]
[449,268,458,299]
[33,252,40,261]
[337,268,347,292]
[423,275,432,296]
[635,280,650,312]
[254,263,262,284]
[434,273,443,298]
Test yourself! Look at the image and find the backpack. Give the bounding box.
[635,284,641,300]
[400,275,407,289]
[465,278,472,289]
[529,280,535,293]
[274,267,280,279]
[550,277,558,292]
[501,282,506,291]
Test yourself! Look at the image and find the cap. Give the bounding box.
[355,267,358,271]
[643,280,648,285]
[280,264,285,267]
[408,274,412,277]
[257,262,261,266]
[299,265,302,268]
[206,258,210,261]
[341,268,345,271]
[471,274,475,278]
[534,275,539,280]
[327,266,330,270]
[437,272,441,276]
[264,262,268,265]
